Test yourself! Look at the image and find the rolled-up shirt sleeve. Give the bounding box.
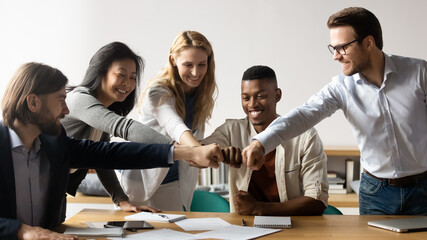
[299,129,329,207]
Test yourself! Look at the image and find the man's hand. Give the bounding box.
[192,144,223,168]
[119,200,160,213]
[221,146,242,168]
[18,224,77,240]
[234,190,263,215]
[174,143,223,168]
[241,140,265,170]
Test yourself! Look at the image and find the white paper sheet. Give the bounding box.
[195,225,281,240]
[108,229,198,240]
[175,218,231,231]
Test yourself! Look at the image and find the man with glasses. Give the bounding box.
[241,7,427,215]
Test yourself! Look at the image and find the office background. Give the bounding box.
[1,0,426,146]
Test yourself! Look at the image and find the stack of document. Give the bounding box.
[125,212,186,223]
[64,227,124,237]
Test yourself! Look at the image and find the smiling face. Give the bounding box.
[171,47,208,94]
[330,26,369,76]
[241,79,281,133]
[98,58,137,106]
[33,87,69,136]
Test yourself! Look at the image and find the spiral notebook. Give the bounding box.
[253,216,291,229]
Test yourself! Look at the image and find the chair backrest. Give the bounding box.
[190,190,230,212]
[323,204,343,215]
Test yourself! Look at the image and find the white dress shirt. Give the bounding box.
[255,54,427,179]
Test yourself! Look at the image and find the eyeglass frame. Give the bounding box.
[327,39,360,55]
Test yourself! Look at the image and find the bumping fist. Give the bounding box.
[174,143,224,169]
[242,140,265,170]
[220,146,242,168]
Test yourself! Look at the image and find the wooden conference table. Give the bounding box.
[63,209,427,240]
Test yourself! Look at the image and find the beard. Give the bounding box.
[32,105,62,136]
[343,62,362,76]
[343,53,370,76]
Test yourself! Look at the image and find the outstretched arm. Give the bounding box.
[201,120,242,168]
[174,144,224,168]
[244,83,343,170]
[179,130,201,147]
[234,191,325,216]
[65,88,173,144]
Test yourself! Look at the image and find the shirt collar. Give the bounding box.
[383,53,397,79]
[9,127,41,153]
[9,128,23,148]
[351,53,396,85]
[352,73,363,84]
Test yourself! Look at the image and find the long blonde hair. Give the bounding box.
[139,31,217,132]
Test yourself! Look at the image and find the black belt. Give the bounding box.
[364,170,427,187]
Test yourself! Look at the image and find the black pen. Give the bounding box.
[241,219,247,226]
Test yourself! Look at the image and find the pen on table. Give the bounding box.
[241,219,247,226]
[145,211,169,219]
[158,214,169,219]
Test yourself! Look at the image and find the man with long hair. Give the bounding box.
[0,62,224,239]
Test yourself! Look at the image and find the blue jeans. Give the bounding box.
[359,172,427,215]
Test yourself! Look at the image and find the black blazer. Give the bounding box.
[0,123,171,239]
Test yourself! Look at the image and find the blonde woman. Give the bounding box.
[120,31,216,211]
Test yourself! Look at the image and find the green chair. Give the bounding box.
[190,190,230,212]
[323,204,343,215]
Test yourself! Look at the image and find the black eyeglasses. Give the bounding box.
[328,39,359,55]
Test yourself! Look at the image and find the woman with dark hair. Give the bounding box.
[62,42,174,212]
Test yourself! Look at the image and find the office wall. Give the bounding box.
[1,0,426,146]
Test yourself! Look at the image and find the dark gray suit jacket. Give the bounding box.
[0,122,171,239]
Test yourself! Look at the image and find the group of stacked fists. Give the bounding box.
[188,140,265,171]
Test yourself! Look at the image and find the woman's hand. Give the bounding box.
[118,201,160,213]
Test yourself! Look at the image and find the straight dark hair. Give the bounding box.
[327,7,383,50]
[2,62,68,127]
[69,42,144,116]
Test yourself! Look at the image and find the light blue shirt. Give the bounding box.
[255,54,427,179]
[10,128,50,226]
